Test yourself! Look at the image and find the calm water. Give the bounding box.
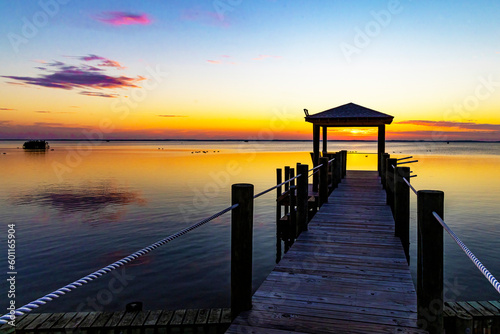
[0,140,499,314]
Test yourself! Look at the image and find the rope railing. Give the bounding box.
[254,174,301,199]
[308,164,323,173]
[432,212,500,295]
[0,203,239,324]
[403,177,418,195]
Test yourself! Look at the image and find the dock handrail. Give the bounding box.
[0,153,344,326]
[383,153,500,333]
[254,174,302,199]
[432,212,500,295]
[0,203,239,324]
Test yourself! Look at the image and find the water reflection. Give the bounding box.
[10,180,145,222]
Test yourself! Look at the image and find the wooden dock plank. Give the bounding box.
[226,170,425,333]
[51,312,77,329]
[21,313,51,330]
[64,311,90,329]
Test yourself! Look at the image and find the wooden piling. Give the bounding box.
[276,168,282,263]
[394,166,410,263]
[341,150,347,178]
[231,184,254,320]
[335,152,342,187]
[417,190,444,334]
[319,157,329,206]
[381,153,390,189]
[284,166,290,215]
[385,158,397,210]
[289,185,297,241]
[296,163,309,234]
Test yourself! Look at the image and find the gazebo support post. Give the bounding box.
[378,124,386,175]
[313,125,320,191]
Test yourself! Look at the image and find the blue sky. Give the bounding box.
[0,0,499,140]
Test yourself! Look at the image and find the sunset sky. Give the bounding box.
[0,0,499,141]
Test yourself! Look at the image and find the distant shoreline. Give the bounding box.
[1,139,500,143]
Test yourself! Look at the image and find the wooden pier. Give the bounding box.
[227,170,427,333]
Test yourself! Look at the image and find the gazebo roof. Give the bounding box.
[305,102,394,127]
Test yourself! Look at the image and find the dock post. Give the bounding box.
[284,166,290,215]
[381,153,390,189]
[417,190,444,334]
[231,183,254,319]
[319,157,329,206]
[394,166,410,263]
[296,163,309,234]
[335,152,342,187]
[289,185,297,242]
[385,158,397,211]
[341,150,347,178]
[331,153,338,189]
[276,168,282,263]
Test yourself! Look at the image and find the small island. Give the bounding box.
[23,140,50,150]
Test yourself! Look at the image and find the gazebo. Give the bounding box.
[304,102,394,172]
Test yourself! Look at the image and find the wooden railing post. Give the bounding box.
[335,152,342,186]
[319,157,329,206]
[231,183,254,319]
[417,190,444,334]
[385,158,397,211]
[289,185,297,241]
[312,159,319,193]
[275,168,282,263]
[284,166,290,215]
[394,166,410,263]
[276,168,282,228]
[381,153,390,189]
[296,163,309,234]
[341,150,347,178]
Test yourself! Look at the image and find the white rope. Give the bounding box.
[0,204,239,324]
[432,212,500,295]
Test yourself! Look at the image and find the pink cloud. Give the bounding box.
[207,60,222,64]
[2,56,144,97]
[79,91,119,98]
[94,12,152,26]
[396,120,500,131]
[252,55,282,61]
[80,54,126,70]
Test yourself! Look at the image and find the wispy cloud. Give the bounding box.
[94,12,152,26]
[79,91,119,98]
[206,55,237,65]
[35,110,51,113]
[397,120,500,131]
[0,107,16,111]
[79,54,126,70]
[181,7,229,27]
[157,115,188,118]
[2,56,144,96]
[252,54,282,61]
